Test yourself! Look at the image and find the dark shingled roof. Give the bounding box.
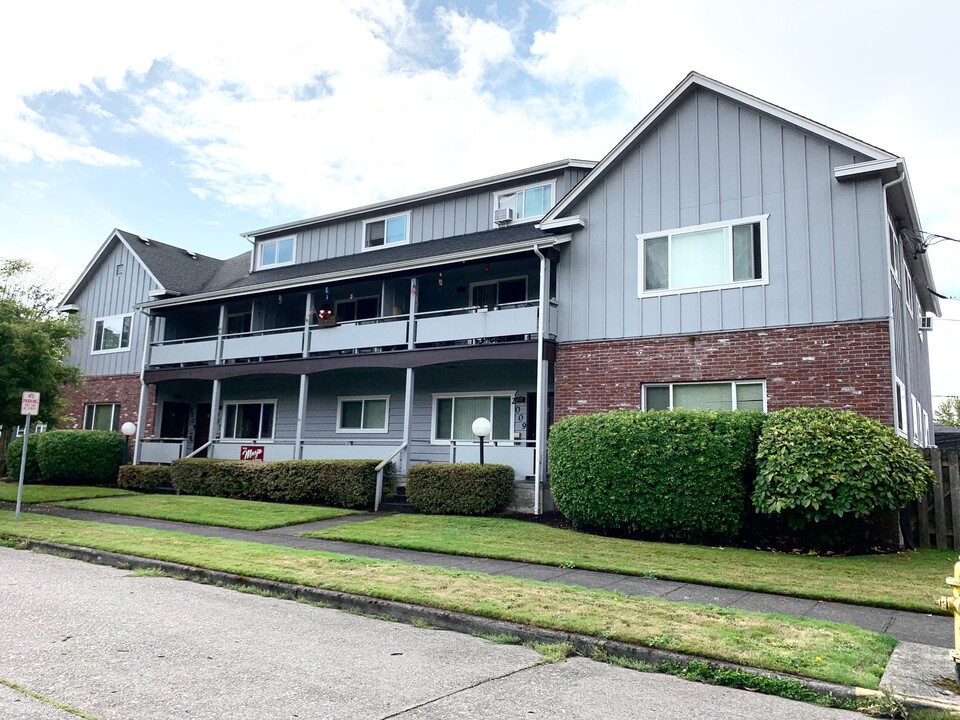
[203,224,553,294]
[116,229,224,296]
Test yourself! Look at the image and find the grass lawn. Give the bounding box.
[55,494,358,530]
[0,483,138,504]
[0,511,893,690]
[309,515,955,614]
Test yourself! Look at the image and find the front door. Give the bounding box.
[159,402,191,439]
[193,403,211,458]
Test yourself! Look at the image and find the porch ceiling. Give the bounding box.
[144,340,555,383]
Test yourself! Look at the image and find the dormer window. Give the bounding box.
[363,212,410,250]
[493,181,555,224]
[257,236,295,269]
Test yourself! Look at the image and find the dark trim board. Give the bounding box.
[144,340,555,382]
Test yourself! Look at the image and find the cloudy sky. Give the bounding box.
[2,0,959,398]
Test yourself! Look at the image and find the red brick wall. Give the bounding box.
[62,375,157,435]
[554,321,893,425]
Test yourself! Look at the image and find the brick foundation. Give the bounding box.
[62,374,157,435]
[555,321,893,425]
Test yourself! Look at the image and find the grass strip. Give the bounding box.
[0,484,138,504]
[54,494,357,530]
[0,678,101,720]
[0,510,893,689]
[309,514,954,613]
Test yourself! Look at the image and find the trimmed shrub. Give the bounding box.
[170,458,383,508]
[35,431,126,485]
[406,463,514,515]
[255,460,380,508]
[5,436,40,482]
[549,410,766,542]
[753,408,934,529]
[117,465,172,492]
[170,459,265,499]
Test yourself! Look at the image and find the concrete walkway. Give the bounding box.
[7,502,953,649]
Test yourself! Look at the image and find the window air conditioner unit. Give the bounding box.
[494,207,515,224]
[919,316,933,331]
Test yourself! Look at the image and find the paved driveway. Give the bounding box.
[1,548,861,719]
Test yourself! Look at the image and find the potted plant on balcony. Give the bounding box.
[315,305,338,328]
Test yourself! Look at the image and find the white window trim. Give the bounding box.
[888,220,902,288]
[336,395,391,434]
[895,379,907,437]
[83,403,120,431]
[467,276,529,307]
[430,391,516,445]
[220,399,277,441]
[637,214,770,298]
[642,380,767,412]
[923,409,930,447]
[91,313,134,354]
[256,236,296,270]
[492,179,557,225]
[361,211,412,252]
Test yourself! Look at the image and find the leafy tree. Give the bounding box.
[935,397,960,428]
[0,259,83,472]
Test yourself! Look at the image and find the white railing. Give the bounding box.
[139,438,189,464]
[150,301,551,367]
[448,439,537,480]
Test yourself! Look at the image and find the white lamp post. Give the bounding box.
[472,417,492,465]
[121,422,137,464]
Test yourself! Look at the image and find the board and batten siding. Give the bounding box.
[554,88,888,343]
[279,168,587,265]
[66,241,157,376]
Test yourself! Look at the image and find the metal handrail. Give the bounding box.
[184,441,211,459]
[375,442,407,512]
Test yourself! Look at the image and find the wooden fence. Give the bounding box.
[912,448,960,550]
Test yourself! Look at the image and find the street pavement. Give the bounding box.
[1,547,863,720]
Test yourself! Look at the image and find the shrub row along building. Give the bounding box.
[59,72,939,513]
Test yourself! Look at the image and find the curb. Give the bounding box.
[17,539,901,708]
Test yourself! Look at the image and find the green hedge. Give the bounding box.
[753,408,934,529]
[117,465,172,492]
[35,431,126,485]
[549,410,765,542]
[170,458,383,508]
[4,436,40,482]
[406,463,514,515]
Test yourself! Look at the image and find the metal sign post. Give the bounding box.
[15,392,40,521]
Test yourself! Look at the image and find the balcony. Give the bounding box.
[148,301,555,369]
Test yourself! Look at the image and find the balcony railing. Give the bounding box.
[148,301,553,368]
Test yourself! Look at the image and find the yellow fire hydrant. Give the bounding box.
[937,557,960,684]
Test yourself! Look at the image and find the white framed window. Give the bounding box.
[432,392,514,444]
[923,409,930,447]
[643,381,766,412]
[493,180,555,223]
[92,314,133,353]
[221,401,276,440]
[337,396,390,433]
[638,215,769,296]
[888,221,901,288]
[469,276,528,309]
[335,296,380,322]
[83,403,120,431]
[363,212,410,250]
[257,236,295,270]
[895,379,907,437]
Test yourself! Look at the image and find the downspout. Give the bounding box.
[882,173,907,436]
[532,245,548,516]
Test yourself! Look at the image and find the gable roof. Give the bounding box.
[543,71,896,223]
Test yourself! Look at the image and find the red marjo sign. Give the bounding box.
[240,445,265,461]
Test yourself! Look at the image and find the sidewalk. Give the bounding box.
[9,502,952,648]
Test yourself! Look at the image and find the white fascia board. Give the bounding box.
[242,160,596,239]
[148,289,181,298]
[59,229,167,307]
[834,158,903,181]
[537,216,586,232]
[58,304,80,313]
[545,71,896,223]
[137,235,573,310]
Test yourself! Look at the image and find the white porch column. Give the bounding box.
[303,291,313,357]
[132,311,155,465]
[408,277,418,349]
[215,304,227,364]
[295,374,309,460]
[401,367,415,476]
[208,379,222,451]
[532,247,552,515]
